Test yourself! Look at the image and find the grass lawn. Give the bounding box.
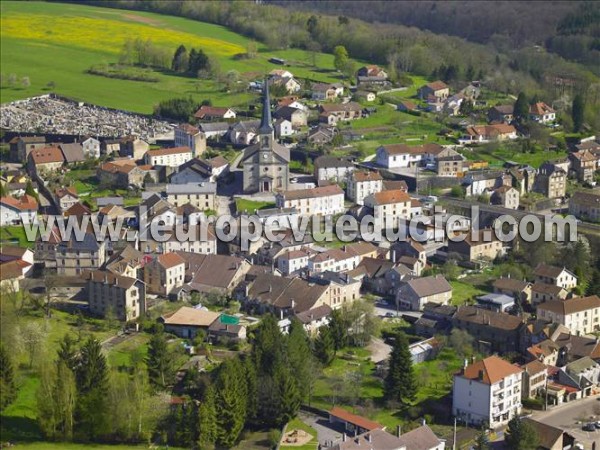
[0,2,348,113]
[280,418,317,450]
[450,280,489,305]
[0,225,34,248]
[460,146,568,169]
[107,333,150,369]
[235,198,275,213]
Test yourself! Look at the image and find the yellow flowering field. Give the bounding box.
[1,13,245,57]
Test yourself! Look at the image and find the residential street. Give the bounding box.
[532,395,600,448]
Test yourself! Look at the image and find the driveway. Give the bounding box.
[531,395,600,448]
[298,412,343,447]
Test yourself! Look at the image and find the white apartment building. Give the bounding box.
[537,295,600,336]
[308,248,359,273]
[143,252,186,296]
[174,124,207,157]
[276,185,345,217]
[347,170,383,205]
[144,146,193,167]
[277,248,314,275]
[363,189,411,229]
[453,356,523,428]
[165,182,217,211]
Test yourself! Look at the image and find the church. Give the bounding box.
[240,82,290,194]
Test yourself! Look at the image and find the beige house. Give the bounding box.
[537,295,600,335]
[55,187,79,212]
[119,136,149,160]
[276,185,345,217]
[364,189,411,229]
[418,80,449,101]
[174,124,206,157]
[347,170,383,205]
[521,360,547,399]
[160,306,221,339]
[531,283,568,304]
[534,162,567,199]
[447,230,505,263]
[492,278,532,303]
[318,102,362,126]
[57,233,106,276]
[145,146,193,168]
[569,190,600,222]
[165,182,216,211]
[533,264,577,290]
[27,146,65,176]
[144,252,186,296]
[396,275,452,311]
[569,150,597,183]
[86,269,144,321]
[491,185,520,209]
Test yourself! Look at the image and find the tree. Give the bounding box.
[0,344,17,411]
[333,45,349,73]
[246,41,258,59]
[572,93,585,132]
[21,76,31,88]
[214,358,247,448]
[327,308,348,352]
[197,385,217,449]
[25,179,38,201]
[188,48,210,75]
[75,338,109,440]
[513,92,529,122]
[314,327,335,365]
[20,321,47,368]
[473,429,490,450]
[274,365,301,426]
[171,44,188,72]
[146,328,176,389]
[459,98,474,116]
[287,319,314,402]
[306,15,319,35]
[384,332,417,406]
[505,417,539,450]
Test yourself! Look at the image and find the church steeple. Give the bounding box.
[258,79,273,138]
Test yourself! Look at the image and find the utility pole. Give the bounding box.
[452,417,457,450]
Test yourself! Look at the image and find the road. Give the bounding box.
[531,395,600,448]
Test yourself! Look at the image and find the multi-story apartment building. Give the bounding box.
[534,162,567,199]
[174,124,207,157]
[86,269,145,321]
[276,185,345,217]
[56,233,106,276]
[143,252,186,296]
[537,295,600,336]
[165,182,216,211]
[347,170,383,205]
[491,185,520,210]
[521,360,547,399]
[313,155,355,186]
[453,356,523,428]
[308,248,360,273]
[569,150,597,183]
[363,189,411,229]
[144,146,193,168]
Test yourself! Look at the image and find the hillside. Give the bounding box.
[0,1,343,113]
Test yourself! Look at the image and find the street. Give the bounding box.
[532,395,600,448]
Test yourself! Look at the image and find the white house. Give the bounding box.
[375,144,426,169]
[347,170,383,206]
[274,118,293,138]
[276,185,345,217]
[308,248,360,273]
[364,189,411,229]
[144,146,193,168]
[533,264,578,290]
[0,195,38,226]
[81,137,101,158]
[453,356,523,428]
[277,248,313,275]
[530,102,556,124]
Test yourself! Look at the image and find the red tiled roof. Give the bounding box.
[462,355,522,385]
[146,146,192,158]
[157,252,186,269]
[0,194,38,211]
[29,146,65,164]
[329,406,383,431]
[194,106,232,119]
[370,189,411,205]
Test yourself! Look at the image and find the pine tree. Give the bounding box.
[0,344,17,411]
[75,338,109,440]
[287,319,313,401]
[505,417,539,450]
[384,332,417,406]
[473,429,490,450]
[25,180,38,201]
[513,92,529,122]
[198,386,217,449]
[252,314,285,376]
[215,358,247,448]
[57,334,77,371]
[314,327,335,366]
[275,365,301,427]
[171,44,188,72]
[572,93,585,132]
[146,329,174,389]
[328,309,348,352]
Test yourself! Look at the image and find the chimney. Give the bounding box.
[280,309,283,320]
[396,425,401,437]
[342,433,347,442]
[478,369,484,381]
[367,433,372,443]
[422,418,426,426]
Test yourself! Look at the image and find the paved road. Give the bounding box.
[299,412,343,447]
[531,395,600,449]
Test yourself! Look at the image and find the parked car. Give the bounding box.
[582,423,596,432]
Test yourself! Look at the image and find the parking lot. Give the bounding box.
[532,395,600,449]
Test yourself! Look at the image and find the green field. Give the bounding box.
[235,198,275,213]
[0,2,346,113]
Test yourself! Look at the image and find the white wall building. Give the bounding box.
[276,185,345,217]
[453,356,523,428]
[144,147,193,168]
[347,170,383,205]
[537,295,600,336]
[81,137,101,158]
